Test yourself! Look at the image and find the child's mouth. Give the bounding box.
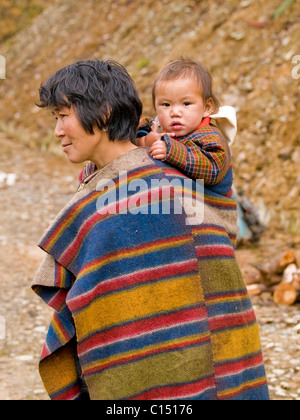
[172,123,183,131]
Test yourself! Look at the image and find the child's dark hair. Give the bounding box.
[38,60,143,143]
[152,58,220,112]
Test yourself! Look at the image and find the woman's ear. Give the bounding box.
[203,98,214,117]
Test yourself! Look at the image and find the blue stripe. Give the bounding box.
[83,338,211,377]
[206,299,253,318]
[216,365,269,397]
[80,319,210,365]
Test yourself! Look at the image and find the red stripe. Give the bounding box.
[215,353,264,377]
[53,312,72,342]
[131,376,216,400]
[54,264,62,287]
[196,245,235,259]
[54,383,81,401]
[48,290,68,312]
[209,309,256,331]
[41,343,50,359]
[78,306,208,355]
[41,191,99,251]
[59,211,102,266]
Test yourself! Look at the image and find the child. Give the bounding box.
[136,58,237,195]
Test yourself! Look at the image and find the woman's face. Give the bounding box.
[53,105,105,164]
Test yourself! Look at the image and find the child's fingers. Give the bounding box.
[151,153,166,160]
[152,139,163,146]
[151,121,158,133]
[150,140,165,152]
[150,140,167,160]
[165,132,176,138]
[150,147,166,159]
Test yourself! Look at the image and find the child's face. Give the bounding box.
[154,77,213,137]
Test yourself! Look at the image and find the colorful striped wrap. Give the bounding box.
[32,148,269,400]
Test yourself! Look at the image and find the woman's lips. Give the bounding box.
[62,143,72,152]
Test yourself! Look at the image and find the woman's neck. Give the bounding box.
[93,138,138,169]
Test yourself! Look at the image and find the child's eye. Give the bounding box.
[183,102,191,106]
[162,103,170,107]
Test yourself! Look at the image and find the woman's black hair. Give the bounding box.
[38,60,143,143]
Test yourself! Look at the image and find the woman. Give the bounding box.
[32,60,269,400]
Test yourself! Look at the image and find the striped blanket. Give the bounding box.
[32,148,269,400]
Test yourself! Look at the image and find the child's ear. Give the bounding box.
[203,98,214,117]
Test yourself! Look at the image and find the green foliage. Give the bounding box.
[137,58,150,69]
[273,0,296,19]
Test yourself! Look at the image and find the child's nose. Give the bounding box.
[171,106,182,117]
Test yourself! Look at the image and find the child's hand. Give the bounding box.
[145,120,175,148]
[150,140,167,160]
[144,131,161,147]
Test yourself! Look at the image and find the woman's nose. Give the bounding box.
[54,119,64,138]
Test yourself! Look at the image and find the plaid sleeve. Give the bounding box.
[163,126,231,184]
[136,117,153,139]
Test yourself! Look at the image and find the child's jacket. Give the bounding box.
[137,118,233,197]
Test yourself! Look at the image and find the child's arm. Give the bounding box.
[161,128,231,185]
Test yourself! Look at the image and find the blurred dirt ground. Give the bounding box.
[0,135,299,400]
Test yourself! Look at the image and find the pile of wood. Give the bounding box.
[245,250,300,305]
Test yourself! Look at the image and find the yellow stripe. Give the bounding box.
[193,229,228,237]
[59,266,66,288]
[75,273,204,339]
[86,343,214,400]
[52,315,69,344]
[212,323,261,362]
[218,377,266,398]
[206,293,249,306]
[39,343,78,396]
